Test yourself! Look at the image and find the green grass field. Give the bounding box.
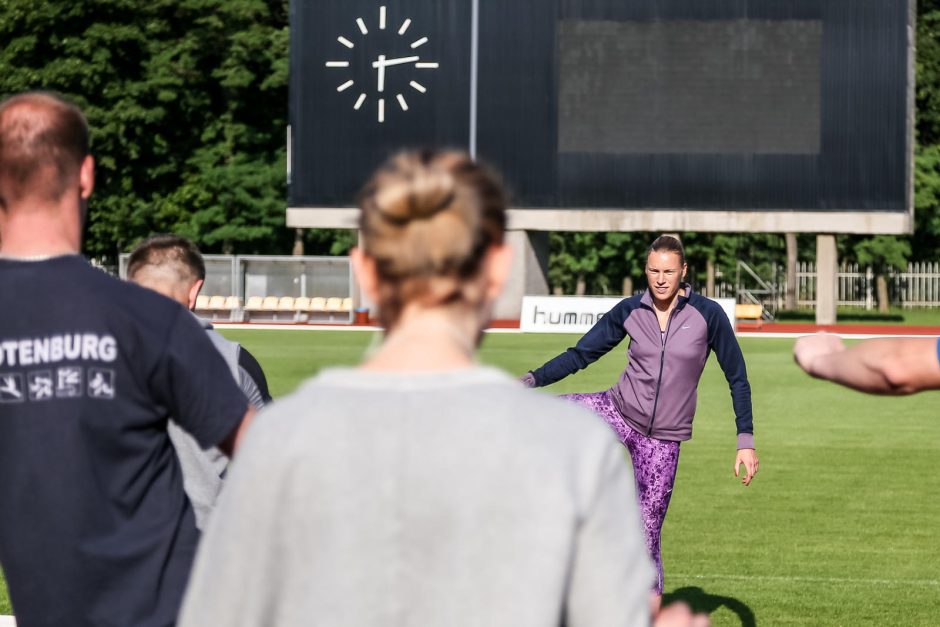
[3,330,939,624]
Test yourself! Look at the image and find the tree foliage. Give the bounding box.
[0,0,291,260]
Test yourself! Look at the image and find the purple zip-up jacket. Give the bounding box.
[530,286,754,449]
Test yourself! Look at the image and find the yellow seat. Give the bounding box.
[294,297,311,311]
[325,297,343,312]
[277,296,295,311]
[224,296,240,310]
[208,295,227,310]
[735,304,764,328]
[244,296,264,311]
[340,297,352,311]
[310,297,327,312]
[195,295,210,310]
[261,296,279,311]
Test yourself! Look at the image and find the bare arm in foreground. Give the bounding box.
[793,334,940,395]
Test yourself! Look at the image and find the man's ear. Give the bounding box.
[187,279,205,311]
[483,243,513,303]
[79,155,95,200]
[350,247,379,304]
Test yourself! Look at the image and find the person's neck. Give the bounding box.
[0,201,81,258]
[361,306,481,372]
[651,285,687,313]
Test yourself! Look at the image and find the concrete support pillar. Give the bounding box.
[493,230,550,320]
[354,231,370,316]
[815,234,838,325]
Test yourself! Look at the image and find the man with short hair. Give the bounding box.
[127,234,271,528]
[0,91,254,626]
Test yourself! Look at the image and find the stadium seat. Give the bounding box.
[310,297,327,311]
[261,296,279,311]
[208,295,227,310]
[324,297,343,312]
[224,296,240,310]
[340,297,352,311]
[294,296,311,311]
[277,296,295,311]
[735,303,764,329]
[244,296,264,311]
[196,295,210,310]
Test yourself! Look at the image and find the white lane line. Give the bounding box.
[398,19,411,35]
[411,36,428,49]
[396,94,408,111]
[336,80,354,92]
[337,36,354,49]
[354,93,367,110]
[674,573,940,588]
[325,61,349,68]
[356,18,368,35]
[410,80,426,93]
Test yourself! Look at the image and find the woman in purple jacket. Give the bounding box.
[523,235,759,608]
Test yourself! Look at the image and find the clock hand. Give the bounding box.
[376,54,386,93]
[371,55,420,68]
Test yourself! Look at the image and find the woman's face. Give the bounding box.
[645,250,686,305]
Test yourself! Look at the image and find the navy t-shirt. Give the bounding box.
[0,255,248,627]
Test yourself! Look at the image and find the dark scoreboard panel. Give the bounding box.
[290,0,471,206]
[290,0,911,213]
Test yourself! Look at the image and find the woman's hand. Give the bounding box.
[734,448,759,486]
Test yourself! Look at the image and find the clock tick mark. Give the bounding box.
[411,37,428,49]
[415,62,439,69]
[379,6,386,29]
[378,98,385,123]
[396,94,409,111]
[325,61,349,68]
[410,81,426,93]
[398,19,411,36]
[337,36,354,49]
[337,80,354,92]
[354,93,367,110]
[356,18,368,35]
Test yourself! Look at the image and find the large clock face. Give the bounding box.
[325,5,440,124]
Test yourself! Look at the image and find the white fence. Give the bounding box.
[794,262,940,309]
[709,261,940,310]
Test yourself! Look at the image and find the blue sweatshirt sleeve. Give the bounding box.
[698,299,755,449]
[529,298,634,387]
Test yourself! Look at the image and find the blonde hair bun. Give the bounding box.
[373,166,456,223]
[357,149,507,327]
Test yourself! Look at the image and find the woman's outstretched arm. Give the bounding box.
[524,298,635,388]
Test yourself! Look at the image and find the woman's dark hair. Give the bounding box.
[648,234,686,267]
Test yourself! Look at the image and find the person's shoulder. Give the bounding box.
[616,293,643,310]
[687,291,725,318]
[77,264,182,317]
[605,294,643,321]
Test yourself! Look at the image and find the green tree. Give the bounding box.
[0,0,291,261]
[917,0,940,146]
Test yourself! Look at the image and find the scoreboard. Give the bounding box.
[288,0,914,234]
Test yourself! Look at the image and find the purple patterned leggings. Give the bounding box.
[561,390,680,595]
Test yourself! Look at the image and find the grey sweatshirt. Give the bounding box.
[179,366,653,627]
